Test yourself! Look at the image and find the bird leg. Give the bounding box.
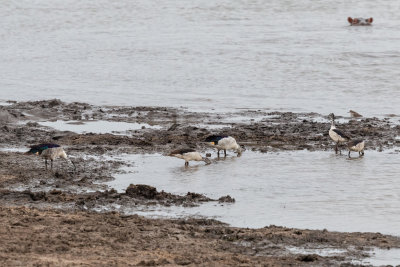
[224,149,227,157]
[51,159,53,170]
[217,150,220,158]
[335,143,338,154]
[185,161,189,166]
[64,158,77,172]
[348,151,351,158]
[70,159,77,171]
[45,159,48,170]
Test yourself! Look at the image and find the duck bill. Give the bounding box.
[203,158,211,165]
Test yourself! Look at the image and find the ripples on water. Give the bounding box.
[1,0,399,116]
[1,0,400,239]
[108,150,400,236]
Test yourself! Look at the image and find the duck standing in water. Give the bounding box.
[25,143,76,171]
[169,148,211,166]
[328,113,350,154]
[347,139,365,158]
[205,135,243,157]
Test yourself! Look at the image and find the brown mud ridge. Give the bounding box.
[1,100,400,265]
[1,206,400,266]
[0,184,234,209]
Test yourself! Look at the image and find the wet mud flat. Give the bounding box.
[1,206,400,266]
[1,100,400,266]
[1,99,400,154]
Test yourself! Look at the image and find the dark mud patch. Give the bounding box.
[0,184,233,210]
[125,184,214,204]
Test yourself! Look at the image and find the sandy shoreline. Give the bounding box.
[1,99,400,266]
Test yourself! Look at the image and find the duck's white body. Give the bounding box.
[213,136,240,151]
[26,144,76,171]
[348,141,365,152]
[172,151,203,162]
[41,147,68,161]
[205,136,242,157]
[169,149,211,166]
[329,125,348,143]
[328,114,350,154]
[348,140,365,158]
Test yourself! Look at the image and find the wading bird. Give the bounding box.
[347,139,365,158]
[169,148,211,166]
[205,135,243,157]
[328,113,350,154]
[25,143,76,171]
[349,110,362,118]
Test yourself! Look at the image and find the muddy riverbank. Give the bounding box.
[1,99,400,155]
[1,100,400,266]
[1,206,400,266]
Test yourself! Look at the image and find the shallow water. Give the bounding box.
[38,120,161,134]
[1,0,400,117]
[106,150,400,236]
[288,246,400,266]
[355,248,400,266]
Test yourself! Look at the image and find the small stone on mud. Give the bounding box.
[28,191,47,201]
[297,254,319,262]
[174,256,192,265]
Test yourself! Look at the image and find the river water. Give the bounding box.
[2,0,400,243]
[1,0,400,117]
[107,150,400,236]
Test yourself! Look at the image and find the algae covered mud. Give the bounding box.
[1,100,400,266]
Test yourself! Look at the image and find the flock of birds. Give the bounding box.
[328,113,365,158]
[25,113,365,170]
[169,135,244,166]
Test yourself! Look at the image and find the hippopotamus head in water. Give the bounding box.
[348,17,373,26]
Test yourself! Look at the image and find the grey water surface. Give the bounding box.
[107,150,400,236]
[2,0,400,245]
[1,0,400,117]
